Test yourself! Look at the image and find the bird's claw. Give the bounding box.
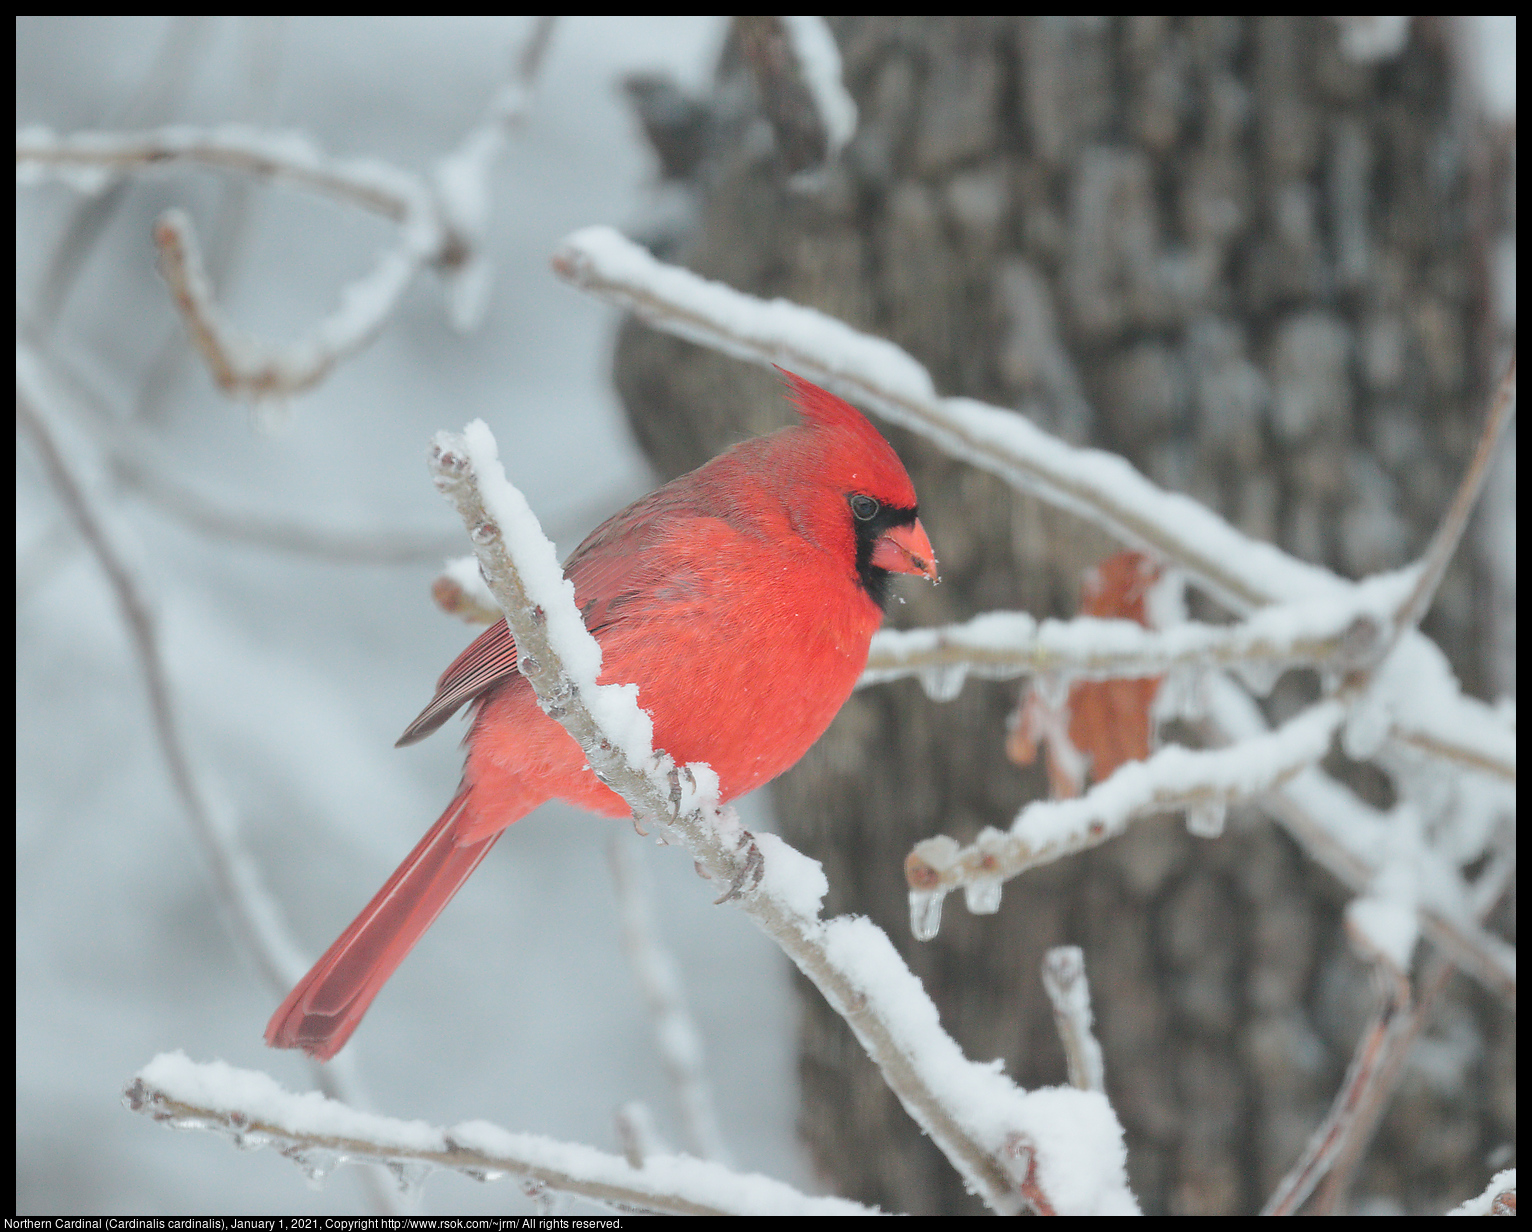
[713,833,764,905]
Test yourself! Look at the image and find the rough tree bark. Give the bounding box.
[611,16,1513,1215]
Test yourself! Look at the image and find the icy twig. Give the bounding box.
[779,16,858,156]
[607,838,731,1163]
[1207,676,1516,1008]
[16,123,423,217]
[431,16,557,328]
[860,572,1406,692]
[426,422,1136,1216]
[1308,854,1516,1213]
[905,700,1345,908]
[550,226,1511,783]
[1040,948,1105,1094]
[20,325,462,566]
[18,26,549,402]
[1383,356,1515,657]
[154,205,427,402]
[123,1056,876,1217]
[1260,962,1412,1216]
[16,347,306,997]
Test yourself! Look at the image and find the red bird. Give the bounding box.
[265,372,937,1060]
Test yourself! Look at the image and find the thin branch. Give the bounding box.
[16,349,306,997]
[859,572,1404,693]
[425,421,1137,1215]
[16,124,424,220]
[904,700,1346,929]
[1260,962,1412,1216]
[1040,947,1105,1093]
[18,348,399,1210]
[1206,675,1516,1008]
[1382,356,1516,659]
[154,206,426,402]
[123,1057,878,1217]
[1308,853,1516,1214]
[111,446,464,565]
[607,837,731,1163]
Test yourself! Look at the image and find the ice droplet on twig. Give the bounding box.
[281,1146,341,1188]
[909,888,947,941]
[918,663,968,702]
[1185,799,1227,839]
[963,877,1003,915]
[386,1159,433,1200]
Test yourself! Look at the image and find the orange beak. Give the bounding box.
[871,517,939,583]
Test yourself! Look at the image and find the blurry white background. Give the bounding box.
[17,15,810,1215]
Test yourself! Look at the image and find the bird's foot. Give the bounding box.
[713,831,764,904]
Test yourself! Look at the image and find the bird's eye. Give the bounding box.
[850,494,879,521]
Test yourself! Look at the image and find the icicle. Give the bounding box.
[225,1111,269,1152]
[1342,692,1391,760]
[963,877,1003,915]
[918,663,967,702]
[1185,799,1227,839]
[281,1146,341,1189]
[909,888,947,941]
[385,1159,433,1200]
[462,1168,507,1184]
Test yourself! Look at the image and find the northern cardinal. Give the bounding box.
[266,372,937,1059]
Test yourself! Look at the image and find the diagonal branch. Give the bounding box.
[424,420,1137,1216]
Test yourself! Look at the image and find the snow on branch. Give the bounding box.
[17,25,557,402]
[1040,948,1105,1095]
[425,419,1137,1215]
[1207,676,1516,1008]
[123,1053,875,1216]
[904,700,1346,937]
[860,568,1411,695]
[549,226,1513,783]
[779,16,858,156]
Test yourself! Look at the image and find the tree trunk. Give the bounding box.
[612,16,1512,1215]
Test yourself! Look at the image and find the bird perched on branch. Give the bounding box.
[266,371,938,1059]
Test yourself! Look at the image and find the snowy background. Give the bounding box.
[16,16,814,1216]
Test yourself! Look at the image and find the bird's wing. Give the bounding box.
[395,617,520,747]
[395,485,711,748]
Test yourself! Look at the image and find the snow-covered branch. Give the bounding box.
[549,225,1512,785]
[123,1054,876,1216]
[18,24,555,402]
[905,700,1347,936]
[153,205,427,403]
[424,420,1137,1215]
[1040,948,1105,1095]
[860,567,1410,694]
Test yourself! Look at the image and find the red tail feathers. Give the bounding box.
[265,788,503,1061]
